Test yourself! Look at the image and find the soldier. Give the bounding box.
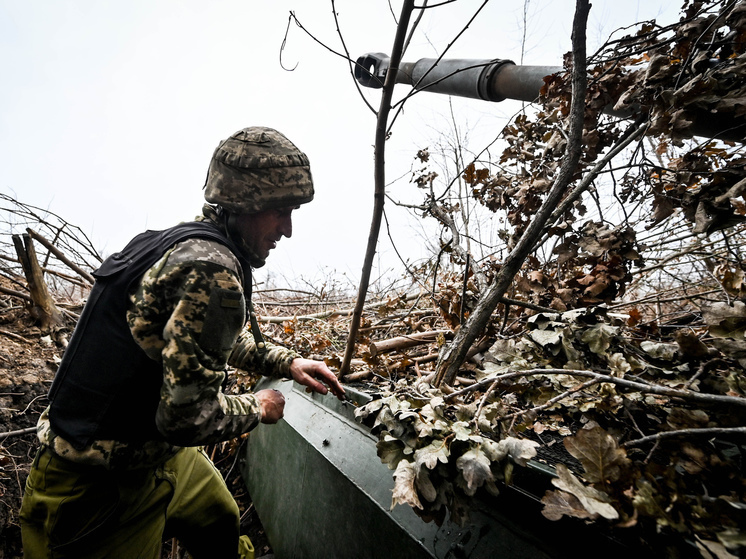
[20,127,346,558]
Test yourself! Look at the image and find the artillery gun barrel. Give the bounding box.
[357,52,574,104]
[354,53,744,142]
[400,58,560,104]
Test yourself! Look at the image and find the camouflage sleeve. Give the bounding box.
[228,328,300,378]
[128,238,265,446]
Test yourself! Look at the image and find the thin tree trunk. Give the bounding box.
[434,0,591,386]
[340,0,416,376]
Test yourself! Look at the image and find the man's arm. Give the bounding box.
[227,330,300,378]
[129,240,283,445]
[229,332,346,400]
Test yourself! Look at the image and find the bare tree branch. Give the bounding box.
[434,0,591,386]
[443,368,746,409]
[623,427,746,448]
[26,228,94,285]
[340,0,417,376]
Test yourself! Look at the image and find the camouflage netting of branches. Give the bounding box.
[351,1,746,556]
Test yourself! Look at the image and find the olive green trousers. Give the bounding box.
[20,446,254,559]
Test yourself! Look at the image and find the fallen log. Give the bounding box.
[369,330,452,357]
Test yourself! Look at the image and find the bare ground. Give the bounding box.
[0,302,57,559]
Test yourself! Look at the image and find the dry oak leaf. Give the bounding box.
[495,436,539,466]
[550,463,619,520]
[391,459,422,510]
[456,447,495,496]
[563,423,628,483]
[541,489,594,521]
[414,439,450,470]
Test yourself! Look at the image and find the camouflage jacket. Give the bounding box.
[38,216,299,469]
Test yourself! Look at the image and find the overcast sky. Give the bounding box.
[0,1,679,290]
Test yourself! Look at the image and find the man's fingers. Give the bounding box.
[315,372,345,399]
[290,358,346,400]
[304,377,328,395]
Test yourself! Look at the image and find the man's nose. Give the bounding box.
[279,216,293,238]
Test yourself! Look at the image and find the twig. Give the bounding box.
[609,288,720,310]
[256,291,422,323]
[369,330,452,357]
[540,118,647,247]
[635,246,720,276]
[472,378,500,428]
[0,426,37,441]
[443,368,746,409]
[343,370,372,383]
[623,427,746,448]
[387,0,493,132]
[0,284,33,303]
[258,308,353,323]
[643,440,660,464]
[5,451,24,510]
[415,352,439,365]
[224,439,245,481]
[0,193,102,264]
[20,394,47,415]
[330,0,379,116]
[0,328,33,343]
[501,378,601,420]
[239,503,254,524]
[684,358,730,390]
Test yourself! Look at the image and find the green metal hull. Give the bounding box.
[241,379,662,559]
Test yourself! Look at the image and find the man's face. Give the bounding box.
[233,206,296,262]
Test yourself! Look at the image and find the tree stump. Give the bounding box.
[12,233,64,332]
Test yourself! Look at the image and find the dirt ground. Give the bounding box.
[0,302,55,559]
[0,289,271,558]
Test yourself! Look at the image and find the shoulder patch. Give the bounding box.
[199,287,246,355]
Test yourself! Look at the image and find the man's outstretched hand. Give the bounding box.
[289,358,346,400]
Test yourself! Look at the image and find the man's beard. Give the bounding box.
[241,244,266,268]
[224,212,267,269]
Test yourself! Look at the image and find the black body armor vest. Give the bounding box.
[48,221,246,450]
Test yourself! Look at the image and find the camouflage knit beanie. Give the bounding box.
[204,127,314,214]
